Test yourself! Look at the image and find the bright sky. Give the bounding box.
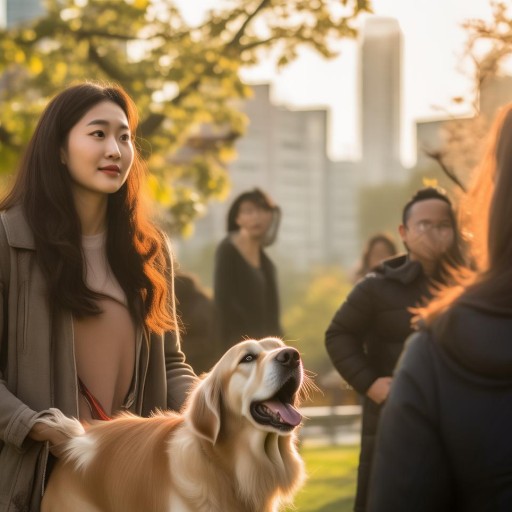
[177,0,495,166]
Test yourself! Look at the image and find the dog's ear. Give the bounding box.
[187,374,222,444]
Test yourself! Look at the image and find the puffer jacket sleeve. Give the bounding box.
[367,331,454,511]
[325,277,380,394]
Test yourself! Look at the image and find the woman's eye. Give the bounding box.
[120,133,131,142]
[91,130,104,138]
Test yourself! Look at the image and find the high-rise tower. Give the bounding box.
[4,0,43,27]
[359,17,403,185]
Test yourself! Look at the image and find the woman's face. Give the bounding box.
[235,200,273,241]
[367,241,395,269]
[60,100,134,201]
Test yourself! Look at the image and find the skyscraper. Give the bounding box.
[4,0,43,27]
[359,17,403,185]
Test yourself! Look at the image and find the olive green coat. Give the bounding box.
[0,205,197,512]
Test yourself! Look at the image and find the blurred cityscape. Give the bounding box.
[176,14,512,279]
[4,1,512,279]
[3,0,512,396]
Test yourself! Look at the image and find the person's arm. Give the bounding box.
[164,329,198,411]
[0,224,64,454]
[368,332,454,512]
[325,278,383,397]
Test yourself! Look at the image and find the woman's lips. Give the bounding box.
[98,165,121,176]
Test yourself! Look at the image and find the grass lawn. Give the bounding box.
[284,443,359,512]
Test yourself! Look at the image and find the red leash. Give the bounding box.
[78,378,112,421]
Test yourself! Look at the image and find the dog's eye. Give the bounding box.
[240,354,257,364]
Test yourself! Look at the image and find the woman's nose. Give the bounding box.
[106,139,121,159]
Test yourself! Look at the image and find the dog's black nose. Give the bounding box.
[275,348,301,368]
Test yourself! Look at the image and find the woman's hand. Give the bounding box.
[29,422,70,457]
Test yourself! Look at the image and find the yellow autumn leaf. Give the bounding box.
[158,184,173,207]
[53,62,68,82]
[132,0,149,8]
[28,55,44,75]
[14,50,25,64]
[422,177,438,188]
[181,222,194,239]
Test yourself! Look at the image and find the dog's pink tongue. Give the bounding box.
[265,401,302,427]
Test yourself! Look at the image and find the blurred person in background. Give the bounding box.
[174,271,218,374]
[353,233,398,283]
[214,188,282,353]
[368,105,512,512]
[325,186,466,512]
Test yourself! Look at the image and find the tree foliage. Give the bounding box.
[282,266,352,375]
[0,0,370,232]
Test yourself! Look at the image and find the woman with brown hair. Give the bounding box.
[214,188,282,353]
[353,232,398,282]
[0,82,196,511]
[368,105,512,511]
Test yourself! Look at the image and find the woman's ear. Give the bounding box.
[186,373,222,444]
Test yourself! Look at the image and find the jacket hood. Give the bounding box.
[371,254,424,284]
[433,304,512,381]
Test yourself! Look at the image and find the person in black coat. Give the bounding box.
[325,186,466,512]
[174,271,218,375]
[368,104,512,512]
[214,188,282,352]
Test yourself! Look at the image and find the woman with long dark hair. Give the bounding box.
[353,232,398,282]
[368,105,512,511]
[213,188,282,353]
[0,82,196,511]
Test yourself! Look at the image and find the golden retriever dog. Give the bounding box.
[39,337,307,512]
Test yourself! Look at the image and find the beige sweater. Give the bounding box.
[74,232,136,421]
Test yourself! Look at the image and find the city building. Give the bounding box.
[179,84,346,272]
[2,0,43,27]
[359,17,404,185]
[178,16,407,273]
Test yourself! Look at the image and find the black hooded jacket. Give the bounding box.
[325,254,431,396]
[325,254,433,512]
[368,304,512,511]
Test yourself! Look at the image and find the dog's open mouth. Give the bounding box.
[250,377,302,432]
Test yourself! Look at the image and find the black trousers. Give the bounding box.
[354,397,382,512]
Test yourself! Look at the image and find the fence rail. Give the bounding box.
[299,405,362,445]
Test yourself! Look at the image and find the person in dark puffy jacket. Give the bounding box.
[368,105,512,512]
[325,186,466,512]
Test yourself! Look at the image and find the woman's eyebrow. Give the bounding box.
[86,119,130,130]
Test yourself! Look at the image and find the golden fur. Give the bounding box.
[40,337,306,512]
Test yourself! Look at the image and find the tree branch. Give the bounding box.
[88,42,131,84]
[424,149,467,192]
[0,126,20,150]
[227,0,271,49]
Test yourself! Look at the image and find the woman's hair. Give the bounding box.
[419,103,512,324]
[357,233,398,277]
[226,188,280,246]
[0,82,176,334]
